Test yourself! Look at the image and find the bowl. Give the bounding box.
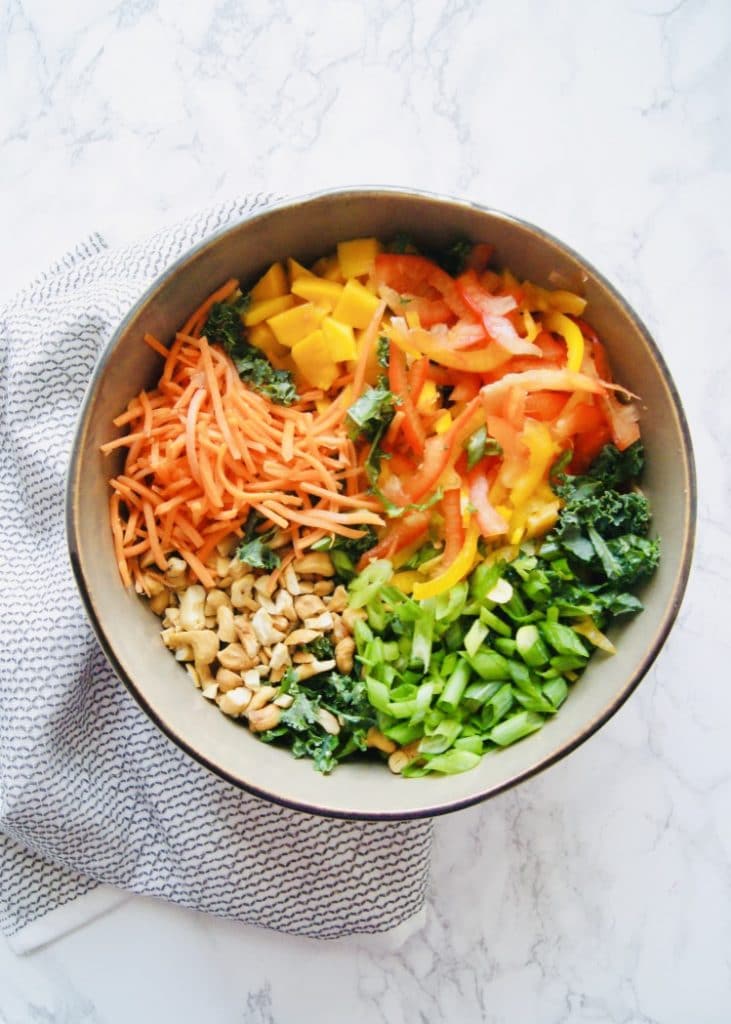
[66,187,696,819]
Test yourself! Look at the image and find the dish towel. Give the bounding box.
[0,195,432,954]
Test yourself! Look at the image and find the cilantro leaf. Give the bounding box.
[236,536,280,570]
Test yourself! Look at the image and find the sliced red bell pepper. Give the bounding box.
[396,398,484,506]
[358,510,431,570]
[440,488,465,567]
[467,466,509,538]
[465,242,494,273]
[407,357,429,406]
[524,390,569,422]
[388,342,426,456]
[374,254,474,320]
[570,423,613,473]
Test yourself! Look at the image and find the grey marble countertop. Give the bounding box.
[2,0,729,1020]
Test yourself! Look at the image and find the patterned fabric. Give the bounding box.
[0,197,432,945]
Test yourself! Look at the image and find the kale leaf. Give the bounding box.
[304,636,335,661]
[203,298,296,406]
[235,536,280,570]
[587,441,645,488]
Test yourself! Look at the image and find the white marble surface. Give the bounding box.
[1,0,729,1020]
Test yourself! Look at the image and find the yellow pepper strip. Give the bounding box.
[509,420,557,509]
[572,617,617,655]
[542,311,584,372]
[412,520,480,600]
[391,570,422,595]
[547,290,587,317]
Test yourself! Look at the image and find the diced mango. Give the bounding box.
[287,257,315,284]
[321,317,357,362]
[310,255,344,282]
[291,277,344,310]
[434,410,453,434]
[244,294,295,326]
[332,279,381,329]
[267,302,326,348]
[250,262,288,301]
[291,330,339,390]
[248,322,289,360]
[337,238,380,279]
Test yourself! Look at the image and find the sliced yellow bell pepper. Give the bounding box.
[509,420,557,509]
[547,290,587,317]
[333,278,381,328]
[522,310,540,343]
[391,570,422,595]
[267,302,326,347]
[250,262,288,301]
[337,237,380,278]
[542,311,584,372]
[291,277,344,310]
[412,520,480,600]
[416,379,438,414]
[291,330,339,390]
[434,410,453,434]
[244,294,295,326]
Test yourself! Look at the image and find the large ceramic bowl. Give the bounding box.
[67,188,695,819]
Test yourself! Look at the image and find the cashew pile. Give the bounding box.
[144,543,366,738]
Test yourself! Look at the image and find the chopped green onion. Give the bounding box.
[515,624,551,667]
[540,621,590,658]
[437,659,472,715]
[489,711,544,747]
[464,620,489,658]
[467,649,511,681]
[421,750,482,774]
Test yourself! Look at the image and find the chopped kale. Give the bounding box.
[235,536,280,570]
[203,297,296,405]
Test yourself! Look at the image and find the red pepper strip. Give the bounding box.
[554,400,604,439]
[374,254,475,320]
[396,328,514,374]
[358,510,431,570]
[457,270,539,356]
[449,372,481,403]
[480,369,604,417]
[570,423,613,473]
[583,341,640,451]
[466,242,494,273]
[524,390,569,422]
[388,342,426,456]
[503,386,526,430]
[398,396,486,506]
[440,488,465,567]
[467,466,509,538]
[407,357,429,406]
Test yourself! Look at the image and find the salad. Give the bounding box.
[104,235,659,776]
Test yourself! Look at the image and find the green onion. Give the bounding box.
[543,676,569,709]
[464,620,489,658]
[489,711,544,747]
[418,719,461,755]
[436,659,472,715]
[467,649,511,681]
[454,735,484,755]
[479,607,513,637]
[463,681,502,709]
[540,621,590,658]
[410,605,434,671]
[515,624,551,667]
[349,559,393,609]
[421,750,482,774]
[480,683,514,729]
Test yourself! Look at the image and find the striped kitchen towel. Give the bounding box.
[0,196,432,953]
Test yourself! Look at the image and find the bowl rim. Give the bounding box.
[66,185,697,820]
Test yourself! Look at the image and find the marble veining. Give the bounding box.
[1,0,730,1020]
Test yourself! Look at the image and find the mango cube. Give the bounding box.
[291,330,339,390]
[248,322,288,360]
[287,257,315,284]
[321,317,357,362]
[250,262,288,301]
[267,302,325,347]
[244,294,295,326]
[332,278,381,329]
[291,276,344,310]
[311,255,345,282]
[337,238,380,278]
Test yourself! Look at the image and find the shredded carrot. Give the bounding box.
[105,278,384,588]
